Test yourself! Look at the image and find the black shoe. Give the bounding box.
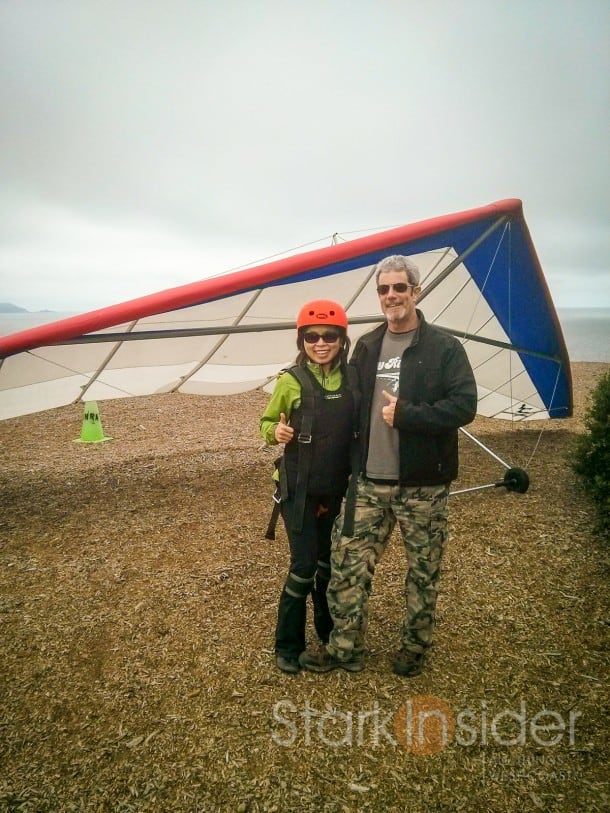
[276,654,301,674]
[392,649,425,677]
[298,649,364,673]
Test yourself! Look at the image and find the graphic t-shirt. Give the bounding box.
[365,328,415,481]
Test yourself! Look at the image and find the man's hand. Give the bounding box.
[274,412,295,443]
[382,390,397,427]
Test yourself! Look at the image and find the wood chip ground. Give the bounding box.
[0,363,608,812]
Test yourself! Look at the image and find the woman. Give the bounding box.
[260,300,356,673]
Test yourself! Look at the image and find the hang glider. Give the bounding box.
[0,199,572,428]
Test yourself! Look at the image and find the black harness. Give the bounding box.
[265,364,359,540]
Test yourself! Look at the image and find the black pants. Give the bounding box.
[275,493,343,659]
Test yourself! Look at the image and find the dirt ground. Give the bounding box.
[0,362,608,813]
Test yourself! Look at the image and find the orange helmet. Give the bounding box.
[296,299,348,330]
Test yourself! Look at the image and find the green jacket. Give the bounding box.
[260,363,345,446]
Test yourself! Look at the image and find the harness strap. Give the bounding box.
[264,455,289,540]
[265,362,359,540]
[342,364,360,538]
[264,498,281,541]
[288,366,316,535]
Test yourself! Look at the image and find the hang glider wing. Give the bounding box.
[0,198,572,421]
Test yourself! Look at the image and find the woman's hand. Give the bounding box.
[274,412,295,443]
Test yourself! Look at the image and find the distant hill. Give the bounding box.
[0,303,28,313]
[0,304,56,313]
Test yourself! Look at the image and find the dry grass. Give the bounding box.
[0,363,608,812]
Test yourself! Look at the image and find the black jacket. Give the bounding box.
[351,311,478,486]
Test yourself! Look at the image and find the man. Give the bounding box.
[299,254,478,676]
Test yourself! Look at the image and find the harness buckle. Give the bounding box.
[297,433,312,444]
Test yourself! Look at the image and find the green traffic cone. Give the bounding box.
[74,401,112,443]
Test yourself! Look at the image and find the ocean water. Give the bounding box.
[0,308,609,362]
[556,308,610,362]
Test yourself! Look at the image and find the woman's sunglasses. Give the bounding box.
[376,282,414,295]
[303,331,341,344]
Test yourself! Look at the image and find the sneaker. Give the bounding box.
[298,649,364,673]
[392,649,425,677]
[276,654,301,674]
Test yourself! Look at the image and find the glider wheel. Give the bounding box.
[499,467,530,494]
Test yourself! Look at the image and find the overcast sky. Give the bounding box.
[1,0,608,313]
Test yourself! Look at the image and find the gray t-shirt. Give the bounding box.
[365,329,415,481]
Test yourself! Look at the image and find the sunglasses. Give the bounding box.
[376,282,414,295]
[303,330,341,344]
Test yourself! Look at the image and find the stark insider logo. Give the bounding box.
[271,695,582,754]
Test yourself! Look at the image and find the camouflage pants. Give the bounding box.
[326,477,449,660]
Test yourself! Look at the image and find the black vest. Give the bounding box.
[283,365,355,497]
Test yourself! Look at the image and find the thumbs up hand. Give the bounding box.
[274,412,295,443]
[382,390,398,427]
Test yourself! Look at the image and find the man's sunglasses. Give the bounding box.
[376,282,415,295]
[303,331,341,344]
